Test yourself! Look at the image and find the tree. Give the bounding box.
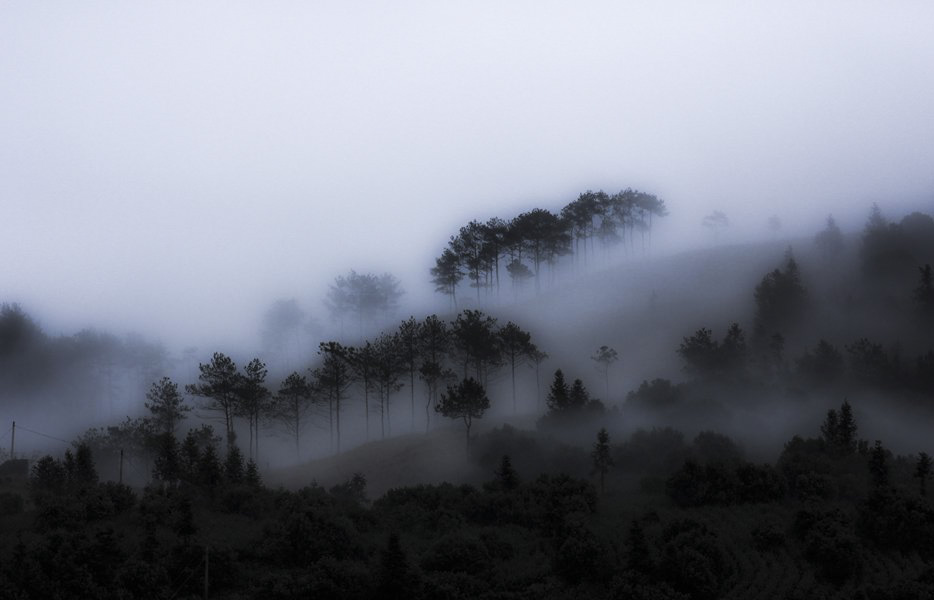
[869,440,888,488]
[396,317,421,431]
[145,377,190,435]
[152,432,181,484]
[260,298,305,362]
[591,428,613,495]
[436,377,490,453]
[348,342,378,441]
[450,310,501,384]
[814,214,845,260]
[915,264,934,318]
[546,369,571,413]
[451,220,489,302]
[590,346,618,400]
[236,358,271,462]
[509,209,571,292]
[418,315,451,433]
[377,532,419,600]
[325,270,404,338]
[494,455,520,491]
[915,452,932,497]
[498,321,536,413]
[313,342,354,453]
[529,349,548,408]
[767,215,782,237]
[272,372,315,460]
[372,333,404,438]
[186,353,240,447]
[702,210,729,243]
[505,258,534,299]
[753,248,807,338]
[431,248,463,308]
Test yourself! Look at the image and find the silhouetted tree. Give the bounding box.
[797,339,844,384]
[505,258,533,298]
[186,352,240,447]
[753,248,807,338]
[348,342,378,441]
[546,369,571,413]
[272,372,315,459]
[236,358,270,462]
[314,342,354,453]
[145,377,190,435]
[152,433,181,484]
[591,345,618,400]
[916,452,932,498]
[260,298,306,367]
[225,444,245,484]
[529,348,548,408]
[397,317,421,431]
[373,333,404,438]
[869,440,888,488]
[702,210,729,243]
[377,532,419,600]
[498,321,536,413]
[494,455,520,491]
[450,310,501,385]
[451,220,489,301]
[325,270,403,337]
[915,264,934,318]
[436,377,490,453]
[430,248,463,308]
[591,428,613,494]
[510,209,571,292]
[418,315,450,432]
[814,214,845,260]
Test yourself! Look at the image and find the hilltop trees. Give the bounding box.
[428,187,665,303]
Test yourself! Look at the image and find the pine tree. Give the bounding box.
[869,441,888,489]
[225,445,245,484]
[591,428,614,494]
[546,369,570,413]
[494,455,520,491]
[916,452,932,497]
[838,401,858,454]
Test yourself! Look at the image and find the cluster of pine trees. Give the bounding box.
[430,189,667,303]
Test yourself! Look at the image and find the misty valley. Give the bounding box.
[2,196,934,600]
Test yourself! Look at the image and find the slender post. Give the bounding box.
[204,545,209,599]
[9,421,14,460]
[119,448,124,484]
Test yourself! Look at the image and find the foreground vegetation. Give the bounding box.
[2,402,934,599]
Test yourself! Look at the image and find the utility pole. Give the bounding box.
[119,448,124,484]
[203,545,209,599]
[9,421,14,460]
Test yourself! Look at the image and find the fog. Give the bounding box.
[3,2,934,351]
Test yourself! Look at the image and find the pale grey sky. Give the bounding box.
[2,1,933,348]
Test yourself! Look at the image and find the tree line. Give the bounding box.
[430,188,667,305]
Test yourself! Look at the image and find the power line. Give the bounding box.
[15,425,71,445]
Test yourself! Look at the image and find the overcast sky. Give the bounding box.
[2,1,933,349]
